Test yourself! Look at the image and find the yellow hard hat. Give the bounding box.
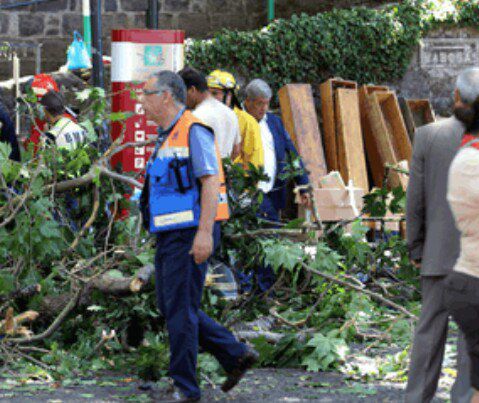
[207,70,237,90]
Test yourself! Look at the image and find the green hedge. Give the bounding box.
[186,1,479,94]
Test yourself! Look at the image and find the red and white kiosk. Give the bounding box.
[110,29,185,177]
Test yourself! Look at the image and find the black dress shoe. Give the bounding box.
[162,387,201,402]
[221,347,259,393]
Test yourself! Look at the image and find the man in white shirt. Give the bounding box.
[179,67,241,160]
[257,117,276,194]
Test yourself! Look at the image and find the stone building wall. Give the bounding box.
[0,0,392,78]
[391,27,479,116]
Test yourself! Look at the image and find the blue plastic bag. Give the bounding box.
[66,31,92,70]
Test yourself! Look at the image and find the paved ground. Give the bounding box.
[1,336,460,403]
[0,367,448,402]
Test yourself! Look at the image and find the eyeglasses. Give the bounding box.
[139,88,163,97]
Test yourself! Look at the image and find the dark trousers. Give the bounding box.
[237,193,279,294]
[154,224,247,398]
[445,271,479,391]
[405,276,471,403]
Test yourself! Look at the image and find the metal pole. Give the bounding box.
[35,44,42,74]
[13,53,20,135]
[147,0,158,29]
[91,0,104,88]
[82,0,92,56]
[267,0,275,22]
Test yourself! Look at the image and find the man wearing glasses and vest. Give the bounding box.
[139,70,258,403]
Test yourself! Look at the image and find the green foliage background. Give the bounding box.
[186,0,479,94]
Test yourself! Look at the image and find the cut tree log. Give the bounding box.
[335,88,368,190]
[320,78,357,172]
[278,83,327,187]
[39,264,155,318]
[358,85,389,188]
[92,264,155,294]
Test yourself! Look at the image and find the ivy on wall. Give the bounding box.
[186,0,479,93]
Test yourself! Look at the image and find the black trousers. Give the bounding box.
[445,271,479,390]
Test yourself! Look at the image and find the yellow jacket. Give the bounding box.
[233,107,264,169]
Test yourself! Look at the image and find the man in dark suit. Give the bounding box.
[405,93,472,402]
[244,79,310,291]
[0,102,20,162]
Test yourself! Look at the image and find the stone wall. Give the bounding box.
[391,27,479,116]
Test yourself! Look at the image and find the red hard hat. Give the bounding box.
[31,74,59,99]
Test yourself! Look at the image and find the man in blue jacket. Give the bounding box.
[244,79,311,292]
[0,102,20,162]
[139,70,257,402]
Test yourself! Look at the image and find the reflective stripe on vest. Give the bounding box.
[48,117,86,150]
[146,110,229,233]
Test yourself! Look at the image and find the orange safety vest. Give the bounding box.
[145,110,229,233]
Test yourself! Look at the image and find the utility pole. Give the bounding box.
[268,0,275,22]
[91,0,104,88]
[147,0,158,29]
[82,0,92,56]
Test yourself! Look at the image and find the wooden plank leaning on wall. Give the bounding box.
[335,88,368,190]
[278,83,327,187]
[320,78,357,173]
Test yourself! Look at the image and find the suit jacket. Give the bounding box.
[406,116,465,276]
[265,112,309,211]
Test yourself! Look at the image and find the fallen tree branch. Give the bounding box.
[300,262,418,320]
[92,264,155,295]
[0,158,44,228]
[52,164,143,194]
[228,228,310,240]
[5,287,82,344]
[235,330,283,343]
[106,139,157,160]
[0,284,41,304]
[69,185,100,251]
[85,330,116,360]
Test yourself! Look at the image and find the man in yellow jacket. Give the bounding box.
[207,70,264,169]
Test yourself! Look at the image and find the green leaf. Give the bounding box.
[283,218,305,229]
[0,272,15,294]
[105,269,125,279]
[75,89,93,102]
[86,305,105,312]
[109,111,133,122]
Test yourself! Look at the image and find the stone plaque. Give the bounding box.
[420,38,479,71]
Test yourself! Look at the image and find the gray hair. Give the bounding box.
[152,70,187,105]
[456,67,479,104]
[244,79,273,100]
